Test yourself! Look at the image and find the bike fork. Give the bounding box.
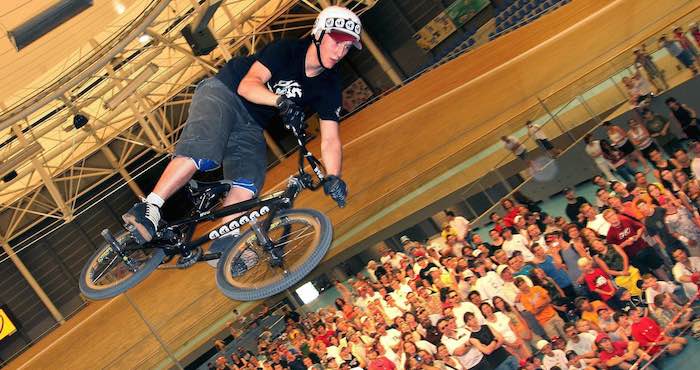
[249,218,283,268]
[101,229,139,271]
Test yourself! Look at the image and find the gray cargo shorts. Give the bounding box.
[175,77,266,195]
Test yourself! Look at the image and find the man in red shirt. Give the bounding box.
[596,333,651,369]
[313,323,336,347]
[603,209,666,277]
[628,307,686,356]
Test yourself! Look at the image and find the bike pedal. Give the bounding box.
[124,224,148,245]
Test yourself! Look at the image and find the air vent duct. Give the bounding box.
[7,0,94,51]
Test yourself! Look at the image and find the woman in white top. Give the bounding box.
[584,134,617,181]
[603,120,648,171]
[627,118,659,161]
[480,302,531,360]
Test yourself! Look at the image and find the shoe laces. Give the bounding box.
[143,203,160,228]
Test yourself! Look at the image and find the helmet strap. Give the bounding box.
[314,30,330,70]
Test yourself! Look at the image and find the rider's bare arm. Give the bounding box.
[320,119,342,177]
[237,61,279,106]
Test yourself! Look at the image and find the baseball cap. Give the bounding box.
[472,249,482,257]
[563,187,573,193]
[536,340,550,351]
[400,235,411,244]
[595,333,610,344]
[496,265,509,275]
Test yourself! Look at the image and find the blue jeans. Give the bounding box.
[613,163,635,182]
[494,355,519,370]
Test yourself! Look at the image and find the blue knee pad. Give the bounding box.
[190,158,219,172]
[231,178,257,195]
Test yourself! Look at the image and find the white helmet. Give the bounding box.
[311,6,362,49]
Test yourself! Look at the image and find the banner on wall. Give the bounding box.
[412,10,457,51]
[342,78,374,112]
[446,0,491,27]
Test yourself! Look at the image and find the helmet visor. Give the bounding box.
[327,30,362,50]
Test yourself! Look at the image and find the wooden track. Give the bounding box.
[7,0,700,368]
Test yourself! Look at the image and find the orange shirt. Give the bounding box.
[581,300,608,325]
[519,286,557,324]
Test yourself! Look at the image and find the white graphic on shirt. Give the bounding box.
[335,106,341,118]
[270,80,302,99]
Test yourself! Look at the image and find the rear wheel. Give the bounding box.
[216,209,332,301]
[79,230,165,300]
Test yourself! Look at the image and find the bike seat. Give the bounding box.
[187,179,234,195]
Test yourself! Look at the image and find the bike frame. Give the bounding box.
[124,127,326,260]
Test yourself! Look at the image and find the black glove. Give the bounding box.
[276,96,307,134]
[323,175,348,208]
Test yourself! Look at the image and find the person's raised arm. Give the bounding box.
[319,120,342,177]
[237,62,278,106]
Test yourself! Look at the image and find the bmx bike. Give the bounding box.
[79,127,333,301]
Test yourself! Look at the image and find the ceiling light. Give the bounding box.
[138,34,152,44]
[73,113,89,129]
[114,2,126,14]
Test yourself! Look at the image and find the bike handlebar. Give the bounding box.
[290,126,326,191]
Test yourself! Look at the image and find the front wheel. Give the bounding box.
[216,209,332,301]
[79,230,165,300]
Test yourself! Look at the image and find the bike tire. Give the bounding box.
[79,230,165,301]
[216,209,332,301]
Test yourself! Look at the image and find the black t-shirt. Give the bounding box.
[216,38,342,128]
[469,325,510,367]
[285,310,301,323]
[644,207,683,250]
[565,197,588,225]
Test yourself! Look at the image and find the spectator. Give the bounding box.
[667,97,700,141]
[652,292,693,335]
[663,201,700,256]
[531,244,575,298]
[659,35,698,75]
[671,248,700,299]
[673,26,699,60]
[515,278,566,339]
[501,135,530,165]
[527,120,561,158]
[480,302,531,360]
[579,203,611,237]
[578,257,624,310]
[595,333,653,370]
[584,134,618,182]
[627,118,658,162]
[590,239,642,297]
[563,323,596,360]
[465,312,519,370]
[642,108,678,155]
[501,227,534,261]
[622,72,655,109]
[629,306,687,356]
[563,187,588,225]
[601,140,636,183]
[438,316,489,370]
[634,47,668,90]
[501,199,525,228]
[603,209,666,277]
[536,340,568,370]
[604,120,647,172]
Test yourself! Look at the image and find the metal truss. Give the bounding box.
[0,0,378,250]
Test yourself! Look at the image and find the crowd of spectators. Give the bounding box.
[209,140,700,370]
